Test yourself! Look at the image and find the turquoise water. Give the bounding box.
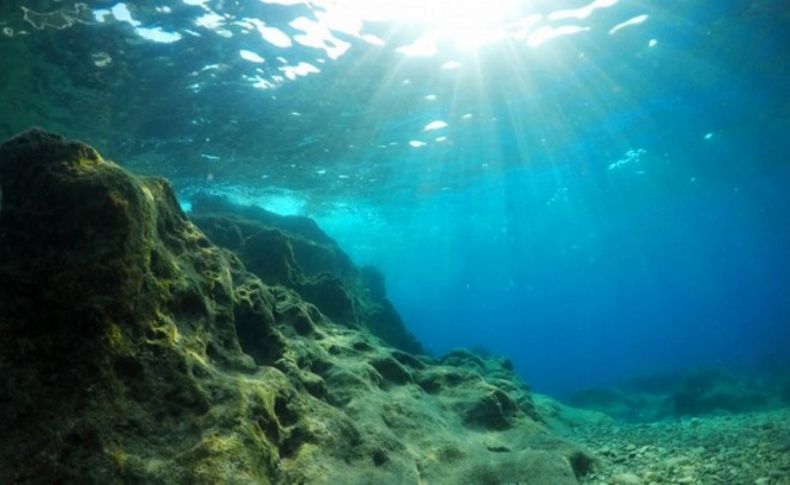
[1,0,788,396]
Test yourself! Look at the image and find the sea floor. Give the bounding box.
[567,407,790,485]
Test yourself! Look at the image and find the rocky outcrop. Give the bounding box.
[189,195,424,355]
[0,130,592,484]
[567,367,786,422]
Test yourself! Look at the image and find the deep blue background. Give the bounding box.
[347,123,790,396]
[322,46,790,395]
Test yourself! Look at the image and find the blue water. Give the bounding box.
[326,125,790,395]
[1,0,788,397]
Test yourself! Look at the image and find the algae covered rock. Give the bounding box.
[567,367,782,422]
[189,195,424,355]
[671,367,771,416]
[0,129,286,483]
[0,130,593,484]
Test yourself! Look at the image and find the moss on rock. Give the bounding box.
[0,130,593,484]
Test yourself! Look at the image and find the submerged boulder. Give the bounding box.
[671,367,771,416]
[0,130,592,484]
[567,367,782,422]
[0,129,288,483]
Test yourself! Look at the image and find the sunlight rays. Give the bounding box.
[246,0,660,209]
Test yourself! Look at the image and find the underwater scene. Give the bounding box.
[0,0,788,484]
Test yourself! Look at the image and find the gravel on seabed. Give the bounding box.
[568,407,790,485]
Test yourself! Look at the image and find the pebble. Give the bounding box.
[663,456,689,469]
[689,417,702,427]
[568,408,790,485]
[610,472,642,485]
[643,471,661,482]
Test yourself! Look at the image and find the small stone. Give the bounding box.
[643,471,661,481]
[610,472,642,485]
[676,476,694,484]
[680,465,696,476]
[754,478,770,485]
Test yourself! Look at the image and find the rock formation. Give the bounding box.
[188,195,424,355]
[567,367,786,423]
[0,130,592,484]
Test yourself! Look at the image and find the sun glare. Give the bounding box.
[320,0,523,50]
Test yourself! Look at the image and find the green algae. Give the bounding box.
[0,130,594,484]
[189,195,425,355]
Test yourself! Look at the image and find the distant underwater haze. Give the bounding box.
[0,0,788,397]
